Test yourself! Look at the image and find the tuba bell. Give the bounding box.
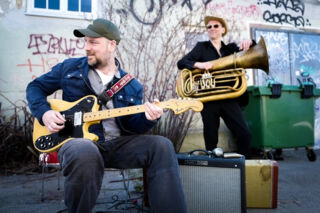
[176,36,269,103]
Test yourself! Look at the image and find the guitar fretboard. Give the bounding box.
[83,102,170,122]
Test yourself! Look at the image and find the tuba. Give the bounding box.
[176,36,269,103]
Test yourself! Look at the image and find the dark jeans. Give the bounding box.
[58,135,187,213]
[201,99,252,158]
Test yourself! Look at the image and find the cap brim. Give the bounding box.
[73,28,102,38]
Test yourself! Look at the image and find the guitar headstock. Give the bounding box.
[159,99,203,115]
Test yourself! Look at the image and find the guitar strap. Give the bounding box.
[98,73,134,104]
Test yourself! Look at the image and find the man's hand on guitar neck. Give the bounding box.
[144,99,163,121]
[42,110,66,133]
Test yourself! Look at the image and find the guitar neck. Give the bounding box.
[83,102,168,122]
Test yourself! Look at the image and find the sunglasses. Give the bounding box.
[206,24,220,29]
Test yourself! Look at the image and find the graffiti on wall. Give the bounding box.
[27,34,85,56]
[17,56,60,80]
[16,34,85,80]
[291,41,320,68]
[126,0,313,28]
[124,0,314,33]
[127,0,214,25]
[258,31,290,72]
[258,0,311,27]
[206,0,262,19]
[290,34,320,89]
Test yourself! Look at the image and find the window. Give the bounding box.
[25,0,97,19]
[251,25,320,87]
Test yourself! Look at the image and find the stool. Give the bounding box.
[39,152,61,201]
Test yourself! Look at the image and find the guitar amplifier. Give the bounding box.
[177,153,246,213]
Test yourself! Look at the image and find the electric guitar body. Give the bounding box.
[33,96,100,153]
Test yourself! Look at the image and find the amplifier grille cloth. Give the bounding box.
[180,165,241,213]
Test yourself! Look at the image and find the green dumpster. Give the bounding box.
[243,85,320,161]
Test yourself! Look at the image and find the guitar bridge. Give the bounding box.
[74,111,82,126]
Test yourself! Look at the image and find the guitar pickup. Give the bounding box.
[74,111,82,126]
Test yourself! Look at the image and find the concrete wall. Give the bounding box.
[1,0,320,148]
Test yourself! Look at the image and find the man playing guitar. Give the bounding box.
[26,19,187,213]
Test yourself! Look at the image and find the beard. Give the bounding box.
[87,53,103,69]
[88,57,101,68]
[87,48,111,69]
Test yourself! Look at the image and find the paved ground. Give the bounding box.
[247,148,320,213]
[0,168,147,213]
[0,148,319,213]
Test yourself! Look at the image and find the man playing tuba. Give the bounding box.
[177,16,254,158]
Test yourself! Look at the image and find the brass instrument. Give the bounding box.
[176,36,269,103]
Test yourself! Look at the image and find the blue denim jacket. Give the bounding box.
[26,57,156,142]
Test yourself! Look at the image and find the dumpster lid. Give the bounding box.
[247,85,320,97]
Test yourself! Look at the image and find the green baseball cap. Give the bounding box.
[74,19,121,44]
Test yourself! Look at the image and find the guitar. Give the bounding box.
[33,95,203,153]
